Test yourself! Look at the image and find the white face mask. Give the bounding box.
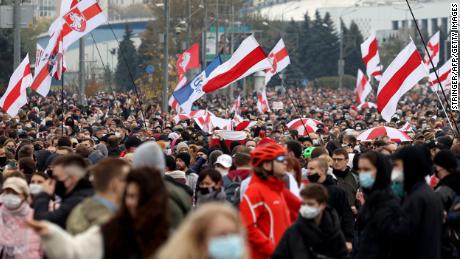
[391,168,404,182]
[1,194,23,209]
[29,184,43,195]
[299,204,321,219]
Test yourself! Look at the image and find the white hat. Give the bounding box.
[215,154,232,168]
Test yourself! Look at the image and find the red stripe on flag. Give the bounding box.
[3,65,31,112]
[274,48,289,62]
[203,47,267,92]
[31,66,50,91]
[430,69,450,86]
[367,127,387,139]
[377,50,422,112]
[372,70,382,76]
[363,39,378,65]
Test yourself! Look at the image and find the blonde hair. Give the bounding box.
[156,203,249,259]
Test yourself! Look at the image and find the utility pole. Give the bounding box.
[338,24,344,89]
[162,0,169,112]
[227,3,234,102]
[186,0,191,48]
[79,37,86,105]
[215,0,219,54]
[202,0,207,67]
[13,0,21,68]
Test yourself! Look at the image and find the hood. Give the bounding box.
[392,145,433,192]
[367,151,392,192]
[132,141,165,172]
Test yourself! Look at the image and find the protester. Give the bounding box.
[33,154,93,228]
[392,145,444,259]
[332,148,359,212]
[194,168,226,207]
[0,177,43,258]
[157,202,249,259]
[27,167,169,259]
[306,157,354,250]
[66,158,130,234]
[433,150,460,210]
[240,142,301,259]
[273,184,348,259]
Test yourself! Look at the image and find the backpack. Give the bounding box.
[223,175,242,207]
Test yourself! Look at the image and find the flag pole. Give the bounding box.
[61,68,65,137]
[405,0,459,135]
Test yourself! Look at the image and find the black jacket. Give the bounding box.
[403,182,444,259]
[33,178,94,228]
[435,173,460,210]
[273,207,349,259]
[353,188,407,259]
[322,175,355,241]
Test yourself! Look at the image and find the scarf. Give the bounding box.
[0,203,33,257]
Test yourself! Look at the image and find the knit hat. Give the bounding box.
[176,142,189,153]
[3,177,29,197]
[125,136,142,150]
[433,150,458,172]
[133,141,166,172]
[176,152,191,167]
[165,170,187,185]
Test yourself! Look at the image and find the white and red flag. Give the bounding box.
[0,55,33,117]
[355,69,372,104]
[264,38,290,85]
[230,95,241,114]
[257,89,270,113]
[429,58,452,92]
[361,32,383,81]
[35,43,44,69]
[423,31,440,68]
[169,43,200,112]
[377,40,428,122]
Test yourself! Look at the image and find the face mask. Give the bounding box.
[1,194,23,209]
[29,184,43,195]
[54,180,67,197]
[391,168,404,182]
[6,148,15,154]
[307,173,320,183]
[198,187,215,195]
[208,234,244,259]
[115,132,121,138]
[359,171,375,189]
[312,139,320,146]
[299,204,321,219]
[356,127,362,131]
[391,182,404,198]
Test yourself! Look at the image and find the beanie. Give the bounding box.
[176,152,191,168]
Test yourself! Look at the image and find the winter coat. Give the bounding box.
[240,174,301,259]
[333,167,359,207]
[353,189,407,259]
[402,182,444,259]
[195,188,227,207]
[321,175,355,242]
[434,173,460,211]
[165,180,192,229]
[0,204,43,259]
[33,178,94,228]
[272,207,349,259]
[66,196,116,235]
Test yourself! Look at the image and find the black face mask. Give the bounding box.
[307,173,321,183]
[54,180,67,198]
[0,157,6,167]
[6,148,15,154]
[198,187,215,195]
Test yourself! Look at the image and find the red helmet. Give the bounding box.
[251,142,287,167]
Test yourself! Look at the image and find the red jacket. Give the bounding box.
[240,173,301,259]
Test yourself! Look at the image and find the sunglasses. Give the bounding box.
[274,156,287,163]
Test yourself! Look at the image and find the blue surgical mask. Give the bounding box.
[359,171,375,189]
[391,182,404,198]
[208,234,244,259]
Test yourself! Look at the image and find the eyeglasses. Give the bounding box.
[274,156,287,163]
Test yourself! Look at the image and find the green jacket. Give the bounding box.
[66,197,114,235]
[165,180,192,229]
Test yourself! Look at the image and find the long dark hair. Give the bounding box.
[100,167,169,259]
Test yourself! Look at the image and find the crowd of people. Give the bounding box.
[0,84,459,259]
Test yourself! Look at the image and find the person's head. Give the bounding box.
[433,150,458,179]
[332,148,349,171]
[310,147,329,159]
[245,140,256,151]
[197,168,223,190]
[208,150,223,166]
[307,158,329,183]
[1,177,29,210]
[80,138,95,150]
[251,143,287,179]
[3,139,16,153]
[124,136,142,153]
[285,140,303,159]
[215,154,232,176]
[392,145,433,192]
[17,145,34,160]
[132,141,166,173]
[50,154,89,196]
[102,167,169,258]
[164,155,176,172]
[57,136,72,147]
[299,184,328,222]
[157,203,248,259]
[342,134,357,151]
[175,152,191,171]
[18,157,36,176]
[358,151,392,192]
[90,158,130,206]
[233,152,251,168]
[29,172,49,196]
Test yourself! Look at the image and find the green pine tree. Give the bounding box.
[0,29,14,90]
[297,12,313,82]
[283,19,303,86]
[343,20,365,76]
[115,24,138,92]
